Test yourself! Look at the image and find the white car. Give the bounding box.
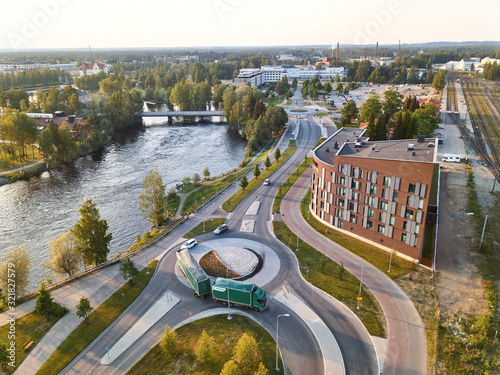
[181,239,197,249]
[263,179,270,186]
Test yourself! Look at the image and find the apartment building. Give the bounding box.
[311,128,438,262]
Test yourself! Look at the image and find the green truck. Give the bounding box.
[211,277,267,312]
[176,249,267,311]
[176,249,211,298]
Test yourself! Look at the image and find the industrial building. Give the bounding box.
[310,128,438,263]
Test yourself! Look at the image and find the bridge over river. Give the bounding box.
[138,110,225,124]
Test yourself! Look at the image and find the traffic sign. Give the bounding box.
[357,294,362,301]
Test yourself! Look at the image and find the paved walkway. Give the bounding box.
[0,159,43,176]
[275,290,344,375]
[280,166,427,375]
[101,292,179,365]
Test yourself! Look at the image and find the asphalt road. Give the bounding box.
[61,89,378,375]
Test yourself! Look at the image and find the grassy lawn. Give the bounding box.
[290,109,307,113]
[0,146,43,172]
[179,181,201,194]
[166,193,181,217]
[273,221,386,337]
[127,315,282,375]
[183,217,226,238]
[0,305,67,374]
[274,158,312,213]
[429,163,440,206]
[36,260,158,375]
[222,143,297,212]
[263,96,285,106]
[300,190,413,279]
[181,142,277,215]
[313,112,333,117]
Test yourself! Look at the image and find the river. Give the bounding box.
[0,121,246,291]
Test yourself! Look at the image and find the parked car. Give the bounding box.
[214,224,228,235]
[181,239,197,249]
[263,179,270,186]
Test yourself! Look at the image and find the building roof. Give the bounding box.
[338,138,437,163]
[314,127,437,165]
[314,128,368,166]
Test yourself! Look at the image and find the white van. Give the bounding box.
[442,154,461,163]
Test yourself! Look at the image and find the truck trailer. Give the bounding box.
[176,249,211,297]
[176,250,268,311]
[211,277,267,312]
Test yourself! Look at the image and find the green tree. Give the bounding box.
[432,70,446,93]
[223,87,237,121]
[169,78,194,110]
[159,325,177,357]
[44,231,82,279]
[240,175,248,190]
[35,283,54,321]
[264,106,288,133]
[253,100,266,120]
[120,259,139,286]
[340,100,358,125]
[382,90,403,119]
[203,166,210,179]
[138,166,166,228]
[264,156,271,169]
[338,261,345,280]
[220,360,241,375]
[253,164,261,179]
[196,330,214,364]
[274,147,281,161]
[73,199,112,267]
[0,245,32,298]
[254,363,269,375]
[76,296,92,325]
[336,82,343,92]
[359,94,382,122]
[324,82,332,93]
[192,173,201,185]
[318,255,328,274]
[233,333,260,373]
[291,78,298,89]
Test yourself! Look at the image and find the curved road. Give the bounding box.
[61,88,381,375]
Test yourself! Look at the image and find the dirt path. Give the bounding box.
[435,162,487,317]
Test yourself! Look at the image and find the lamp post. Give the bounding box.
[276,313,290,371]
[227,267,232,320]
[357,264,364,310]
[145,244,150,274]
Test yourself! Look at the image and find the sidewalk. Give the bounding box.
[0,159,43,176]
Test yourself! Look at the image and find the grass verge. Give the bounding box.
[273,221,385,337]
[36,260,158,375]
[127,315,282,375]
[0,304,67,374]
[183,218,226,238]
[222,142,297,212]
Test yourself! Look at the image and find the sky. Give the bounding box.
[0,0,499,50]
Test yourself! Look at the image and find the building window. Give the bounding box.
[413,237,418,247]
[378,225,385,234]
[338,188,345,197]
[339,176,345,185]
[383,176,391,186]
[404,209,414,220]
[337,219,343,229]
[418,199,424,209]
[401,233,407,242]
[381,188,386,198]
[390,216,395,226]
[366,172,371,181]
[367,208,374,218]
[350,215,357,224]
[366,220,373,229]
[379,212,384,221]
[406,196,412,205]
[415,225,420,234]
[370,185,377,195]
[352,192,359,201]
[380,201,388,211]
[349,202,356,211]
[367,196,375,206]
[337,209,344,217]
[352,180,360,190]
[403,221,407,230]
[392,192,398,202]
[338,198,345,207]
[409,183,416,193]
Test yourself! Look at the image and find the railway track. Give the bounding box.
[459,78,500,182]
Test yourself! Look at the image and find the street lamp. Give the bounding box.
[145,244,150,274]
[357,264,364,310]
[227,267,232,320]
[275,313,290,371]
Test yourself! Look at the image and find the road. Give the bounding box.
[61,87,378,375]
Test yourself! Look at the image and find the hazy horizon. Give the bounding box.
[1,0,499,51]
